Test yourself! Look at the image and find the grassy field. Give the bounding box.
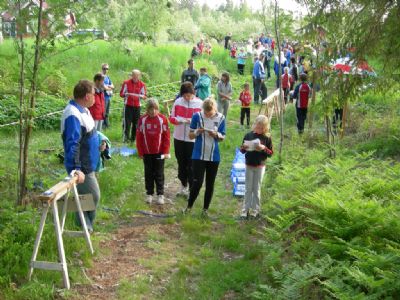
[0,41,400,299]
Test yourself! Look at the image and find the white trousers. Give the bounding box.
[242,165,265,213]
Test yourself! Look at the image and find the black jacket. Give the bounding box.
[240,132,273,166]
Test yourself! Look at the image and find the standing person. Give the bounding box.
[89,73,105,131]
[184,99,226,216]
[239,83,252,128]
[224,33,232,50]
[120,69,147,143]
[194,67,211,100]
[61,80,101,233]
[136,99,171,205]
[169,82,203,196]
[262,45,273,80]
[217,72,233,118]
[274,52,288,88]
[101,63,114,129]
[252,54,268,104]
[197,39,205,55]
[237,48,247,75]
[181,59,199,87]
[230,42,237,58]
[240,115,273,219]
[289,57,299,92]
[281,67,291,104]
[292,73,311,134]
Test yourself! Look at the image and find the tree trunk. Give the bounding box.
[17,1,26,205]
[19,0,44,204]
[274,0,284,162]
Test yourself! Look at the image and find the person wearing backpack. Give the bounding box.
[292,73,312,134]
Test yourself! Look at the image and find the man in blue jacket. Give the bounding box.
[252,54,268,104]
[61,80,101,233]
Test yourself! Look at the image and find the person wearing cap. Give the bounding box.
[119,69,147,143]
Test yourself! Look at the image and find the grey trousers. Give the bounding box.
[242,165,265,213]
[218,100,230,118]
[94,120,103,132]
[76,172,100,231]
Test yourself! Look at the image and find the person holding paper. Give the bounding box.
[184,99,226,217]
[240,115,273,219]
[169,82,203,196]
[136,99,171,205]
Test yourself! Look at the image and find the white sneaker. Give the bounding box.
[180,185,189,197]
[157,195,165,205]
[250,210,259,218]
[240,209,248,218]
[145,195,153,204]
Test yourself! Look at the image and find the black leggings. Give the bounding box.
[188,160,219,210]
[143,154,165,195]
[174,139,194,188]
[238,64,245,75]
[123,106,140,142]
[240,107,250,126]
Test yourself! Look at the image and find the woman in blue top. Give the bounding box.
[237,48,247,75]
[184,98,226,216]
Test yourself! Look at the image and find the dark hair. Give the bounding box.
[180,81,195,95]
[200,67,207,72]
[221,72,230,82]
[300,73,308,82]
[73,80,94,99]
[187,59,194,64]
[243,82,250,88]
[94,73,104,82]
[291,57,296,63]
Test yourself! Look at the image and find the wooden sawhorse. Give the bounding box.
[28,172,94,289]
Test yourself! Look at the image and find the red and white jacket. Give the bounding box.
[119,79,147,107]
[239,90,252,107]
[169,96,202,142]
[89,88,105,120]
[136,113,170,157]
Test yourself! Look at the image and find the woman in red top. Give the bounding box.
[239,83,252,128]
[89,73,105,131]
[281,67,291,104]
[136,99,171,205]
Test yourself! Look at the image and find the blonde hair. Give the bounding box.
[203,98,217,113]
[145,98,159,113]
[131,69,141,75]
[252,115,271,137]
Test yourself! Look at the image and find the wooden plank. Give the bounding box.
[39,175,77,202]
[30,261,64,271]
[64,230,85,237]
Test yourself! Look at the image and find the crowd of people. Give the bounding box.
[61,33,319,232]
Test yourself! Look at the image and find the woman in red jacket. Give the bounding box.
[89,73,106,131]
[136,99,171,205]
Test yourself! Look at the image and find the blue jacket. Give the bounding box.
[274,59,288,76]
[252,60,266,79]
[103,75,113,101]
[61,100,100,174]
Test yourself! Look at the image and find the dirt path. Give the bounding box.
[70,175,183,299]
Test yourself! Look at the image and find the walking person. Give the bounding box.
[239,83,252,128]
[61,80,101,233]
[89,73,106,132]
[252,54,267,104]
[194,67,211,100]
[181,59,199,87]
[240,115,273,219]
[169,82,203,196]
[292,73,312,134]
[101,63,114,128]
[237,48,247,75]
[184,99,226,217]
[136,99,171,205]
[217,72,233,118]
[120,69,147,143]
